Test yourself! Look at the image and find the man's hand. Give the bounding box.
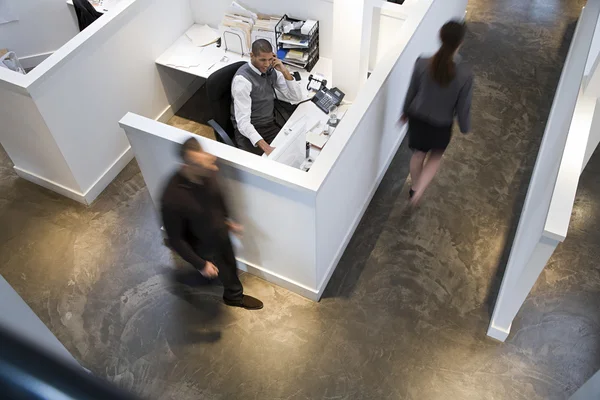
[200,261,219,279]
[272,54,293,80]
[257,139,275,156]
[226,220,244,237]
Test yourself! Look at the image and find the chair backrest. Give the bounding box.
[73,0,103,31]
[205,61,246,144]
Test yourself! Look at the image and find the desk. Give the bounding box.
[156,24,335,168]
[66,0,121,14]
[156,24,332,102]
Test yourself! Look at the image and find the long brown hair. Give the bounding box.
[430,21,466,87]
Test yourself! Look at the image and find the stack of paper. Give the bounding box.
[220,2,257,54]
[185,24,220,47]
[279,34,309,48]
[164,47,205,68]
[251,15,280,49]
[254,15,279,32]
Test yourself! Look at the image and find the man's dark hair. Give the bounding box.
[252,39,273,55]
[179,137,202,161]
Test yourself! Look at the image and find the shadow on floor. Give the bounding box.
[322,142,412,298]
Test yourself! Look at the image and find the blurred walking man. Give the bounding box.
[161,137,263,310]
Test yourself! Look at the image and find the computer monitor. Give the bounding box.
[269,116,309,169]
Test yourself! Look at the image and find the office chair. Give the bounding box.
[205,61,246,147]
[73,0,103,31]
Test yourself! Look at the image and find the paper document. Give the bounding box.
[0,0,18,25]
[165,47,205,68]
[307,131,328,149]
[185,24,221,47]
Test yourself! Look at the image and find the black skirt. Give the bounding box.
[408,116,453,152]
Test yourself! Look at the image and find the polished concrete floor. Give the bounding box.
[1,0,600,399]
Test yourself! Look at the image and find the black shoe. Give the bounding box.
[409,188,415,199]
[224,295,263,310]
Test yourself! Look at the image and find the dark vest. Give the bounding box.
[231,63,278,129]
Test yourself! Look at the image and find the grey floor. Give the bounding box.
[1,0,600,399]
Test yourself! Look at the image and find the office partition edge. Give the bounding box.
[488,1,600,341]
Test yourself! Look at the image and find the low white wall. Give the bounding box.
[0,275,82,370]
[313,0,468,294]
[0,0,197,204]
[121,114,320,295]
[488,0,600,342]
[584,98,600,168]
[570,370,600,400]
[369,3,407,72]
[0,0,78,65]
[0,80,79,191]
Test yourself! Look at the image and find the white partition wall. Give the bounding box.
[120,0,468,300]
[0,275,83,371]
[0,0,79,69]
[488,0,600,342]
[0,0,197,204]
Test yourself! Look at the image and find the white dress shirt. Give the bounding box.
[231,62,304,146]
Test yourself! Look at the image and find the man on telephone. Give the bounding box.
[231,39,304,155]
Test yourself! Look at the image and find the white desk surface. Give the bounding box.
[155,26,332,85]
[66,0,119,13]
[156,25,335,168]
[267,102,348,164]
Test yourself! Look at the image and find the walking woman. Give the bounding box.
[401,21,474,205]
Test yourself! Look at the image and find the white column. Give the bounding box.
[332,0,375,101]
[583,98,600,170]
[487,236,560,342]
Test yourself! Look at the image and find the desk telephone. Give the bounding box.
[312,87,345,114]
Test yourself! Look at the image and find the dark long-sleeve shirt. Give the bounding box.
[403,56,474,133]
[161,171,230,270]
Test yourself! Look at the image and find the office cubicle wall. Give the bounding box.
[121,114,320,295]
[0,0,79,68]
[0,75,80,191]
[311,0,468,295]
[369,2,408,72]
[488,0,600,341]
[0,275,84,371]
[0,0,197,204]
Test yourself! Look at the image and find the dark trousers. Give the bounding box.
[235,121,281,155]
[197,238,243,302]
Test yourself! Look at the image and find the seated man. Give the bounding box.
[231,39,304,155]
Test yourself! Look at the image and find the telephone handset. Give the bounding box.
[312,87,345,114]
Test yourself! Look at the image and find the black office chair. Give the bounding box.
[205,61,246,147]
[73,0,103,31]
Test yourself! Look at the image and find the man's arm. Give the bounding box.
[272,59,304,102]
[232,76,274,155]
[162,206,207,270]
[456,74,474,134]
[403,58,421,116]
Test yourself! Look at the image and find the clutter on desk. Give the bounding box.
[220,1,282,55]
[185,24,220,47]
[275,16,320,72]
[252,15,280,49]
[0,49,26,74]
[220,2,255,54]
